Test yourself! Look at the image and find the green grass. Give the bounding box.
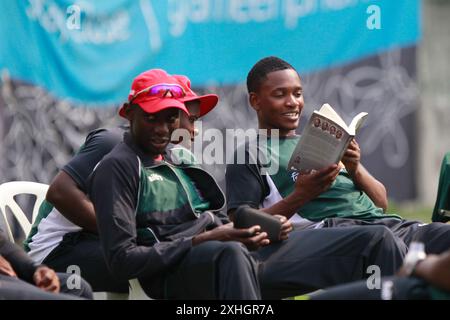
[387,201,433,223]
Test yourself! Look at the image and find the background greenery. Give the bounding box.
[388,201,433,223]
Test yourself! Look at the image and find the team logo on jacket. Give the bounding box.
[148,174,163,182]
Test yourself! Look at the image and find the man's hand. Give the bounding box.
[341,139,360,176]
[293,164,340,203]
[0,255,17,277]
[33,266,60,293]
[397,251,450,292]
[274,215,293,240]
[192,222,270,250]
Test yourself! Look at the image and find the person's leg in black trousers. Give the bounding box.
[409,222,450,254]
[43,231,128,293]
[323,217,450,254]
[142,241,261,300]
[253,225,405,299]
[57,272,93,299]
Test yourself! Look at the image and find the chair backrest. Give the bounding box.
[0,181,49,242]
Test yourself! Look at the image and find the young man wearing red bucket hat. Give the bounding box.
[87,69,266,299]
[24,69,219,294]
[86,69,404,300]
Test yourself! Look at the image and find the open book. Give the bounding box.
[288,103,368,172]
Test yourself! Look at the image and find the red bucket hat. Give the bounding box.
[173,75,219,117]
[119,69,189,118]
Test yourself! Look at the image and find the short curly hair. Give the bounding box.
[246,56,298,93]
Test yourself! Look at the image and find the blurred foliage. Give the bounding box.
[387,200,433,223]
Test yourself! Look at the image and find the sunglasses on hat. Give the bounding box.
[129,83,186,103]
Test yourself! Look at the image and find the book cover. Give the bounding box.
[288,104,368,172]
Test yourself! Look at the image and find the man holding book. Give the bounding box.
[226,56,450,255]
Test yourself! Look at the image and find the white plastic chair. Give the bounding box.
[0,181,48,242]
[128,278,151,300]
[0,181,151,300]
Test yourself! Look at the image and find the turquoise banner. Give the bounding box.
[0,0,420,105]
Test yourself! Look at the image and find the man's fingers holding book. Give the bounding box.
[315,164,340,182]
[343,140,360,159]
[348,139,360,150]
[342,140,361,175]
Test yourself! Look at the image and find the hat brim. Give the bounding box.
[182,94,218,117]
[119,97,189,118]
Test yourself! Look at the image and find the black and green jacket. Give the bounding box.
[88,133,227,282]
[0,230,41,284]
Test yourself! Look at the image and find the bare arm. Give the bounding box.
[413,251,450,292]
[342,139,388,211]
[225,152,338,221]
[351,164,388,211]
[46,171,97,233]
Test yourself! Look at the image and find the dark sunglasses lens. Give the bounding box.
[148,85,184,98]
